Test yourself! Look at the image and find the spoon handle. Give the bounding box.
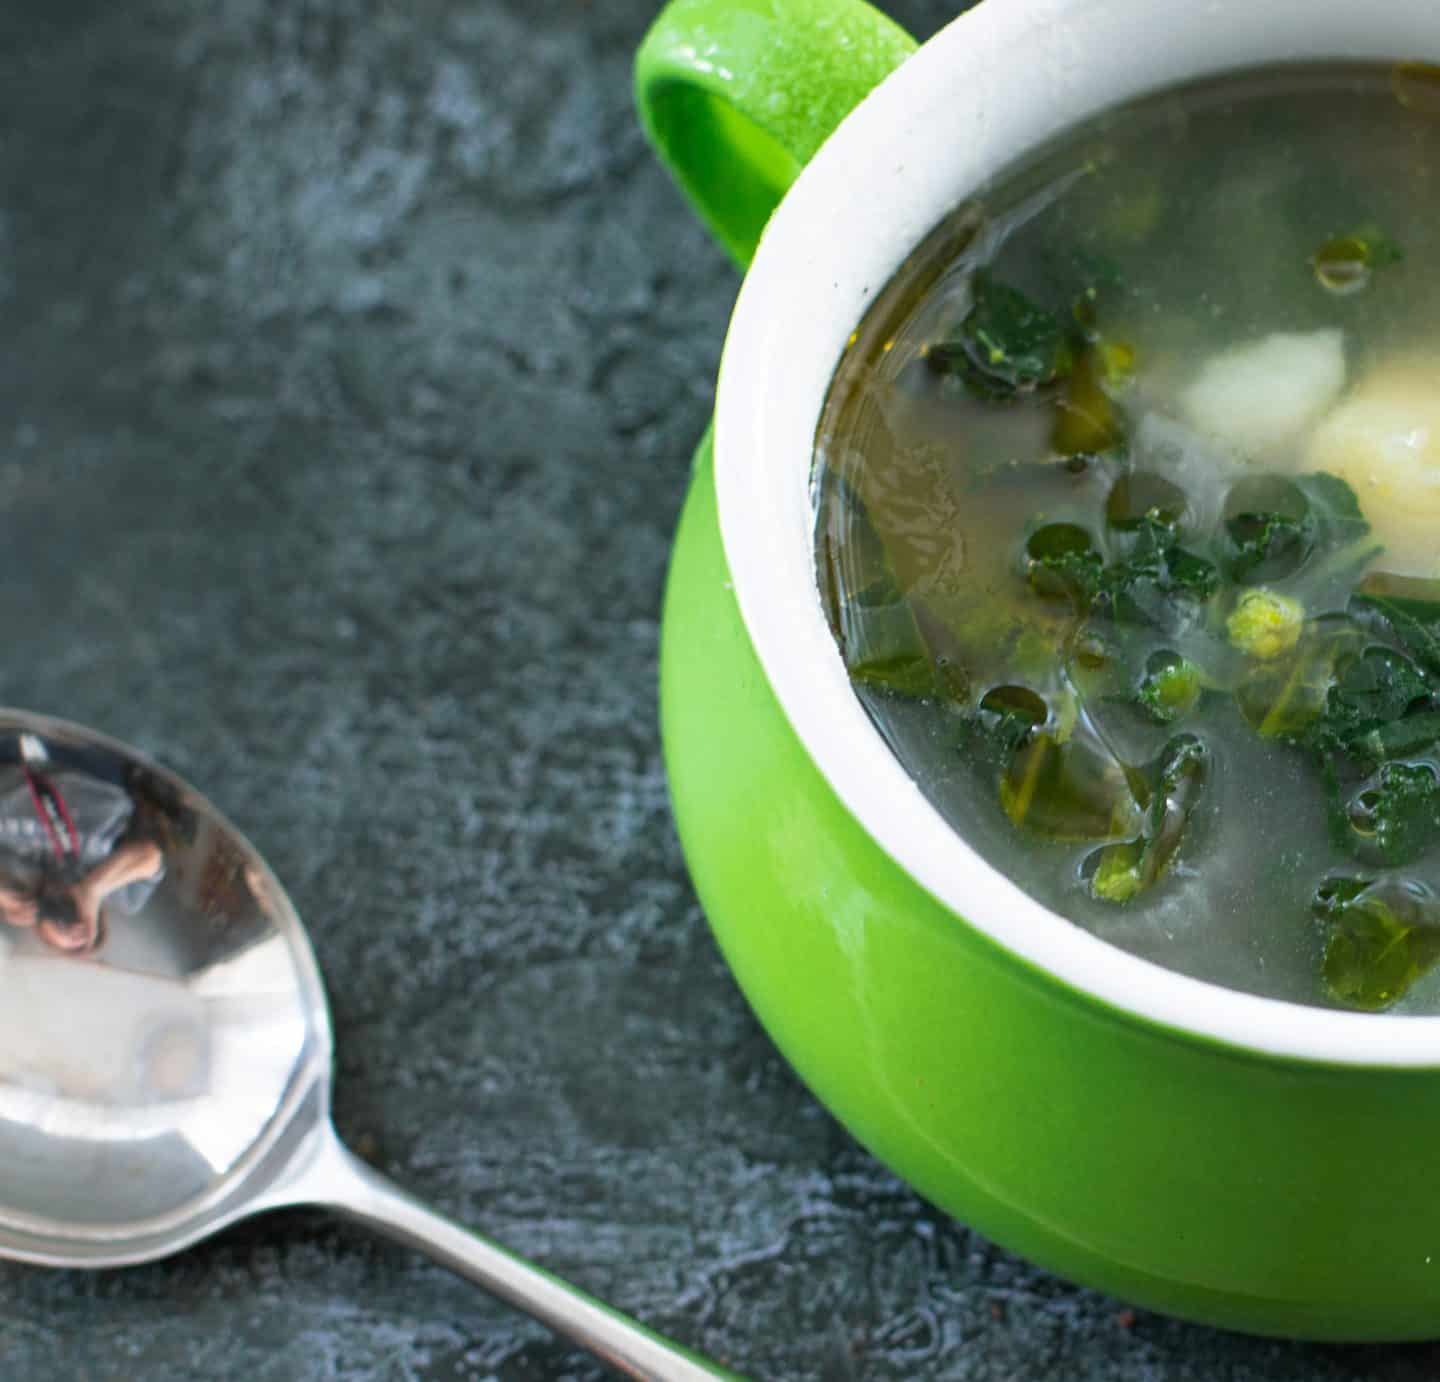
[286,1127,743,1381]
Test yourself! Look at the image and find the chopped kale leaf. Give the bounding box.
[1296,471,1371,542]
[1313,875,1440,1010]
[1352,574,1440,678]
[1085,733,1208,904]
[1312,646,1431,748]
[928,273,1074,400]
[1218,471,1370,586]
[1095,518,1220,631]
[1157,546,1222,603]
[976,684,1049,754]
[1024,523,1104,604]
[1351,712,1440,765]
[1345,761,1440,867]
[1027,507,1221,633]
[1105,472,1188,534]
[1220,475,1313,583]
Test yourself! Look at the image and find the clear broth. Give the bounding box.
[813,63,1440,1011]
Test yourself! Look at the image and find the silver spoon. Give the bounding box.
[0,709,738,1381]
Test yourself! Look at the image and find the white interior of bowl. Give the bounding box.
[714,0,1440,1066]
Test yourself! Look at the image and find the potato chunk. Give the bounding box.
[1181,330,1346,458]
[1306,359,1440,576]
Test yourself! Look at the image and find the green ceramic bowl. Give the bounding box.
[637,0,1440,1340]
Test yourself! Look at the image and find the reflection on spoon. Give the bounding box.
[0,710,736,1381]
[0,731,165,953]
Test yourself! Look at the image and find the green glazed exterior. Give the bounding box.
[664,434,1440,1340]
[641,0,1440,1339]
[634,0,915,267]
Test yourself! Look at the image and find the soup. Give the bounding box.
[813,63,1440,1012]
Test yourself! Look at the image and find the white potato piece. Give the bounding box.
[1306,358,1440,576]
[1180,330,1347,458]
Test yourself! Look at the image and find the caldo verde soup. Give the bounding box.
[813,63,1440,1012]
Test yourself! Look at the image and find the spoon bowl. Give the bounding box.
[0,709,732,1380]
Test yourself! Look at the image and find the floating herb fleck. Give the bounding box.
[1311,227,1403,295]
[1137,651,1202,725]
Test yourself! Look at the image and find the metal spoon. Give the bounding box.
[0,709,737,1381]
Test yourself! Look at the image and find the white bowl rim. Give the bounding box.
[713,0,1440,1068]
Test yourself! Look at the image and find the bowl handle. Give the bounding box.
[635,0,917,270]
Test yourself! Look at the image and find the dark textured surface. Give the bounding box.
[0,1,1437,1377]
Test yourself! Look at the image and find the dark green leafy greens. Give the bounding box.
[923,260,1135,461]
[926,273,1074,400]
[1024,523,1103,603]
[1312,876,1440,1010]
[1353,575,1440,677]
[1344,761,1440,867]
[976,685,1049,754]
[1099,517,1220,629]
[1218,471,1373,586]
[1084,734,1209,903]
[1296,471,1372,545]
[1306,645,1430,758]
[1329,647,1429,731]
[1106,472,1188,531]
[875,259,1440,1009]
[1353,712,1440,764]
[1026,513,1219,633]
[1039,453,1438,1000]
[1219,575,1440,1007]
[1220,475,1312,583]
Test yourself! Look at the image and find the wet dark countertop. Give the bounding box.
[2,1,1439,1377]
